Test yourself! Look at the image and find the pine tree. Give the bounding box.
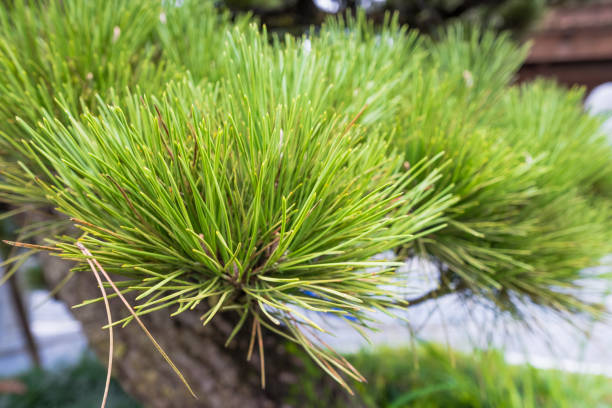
[0,1,610,407]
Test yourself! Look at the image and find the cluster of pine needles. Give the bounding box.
[0,0,610,398]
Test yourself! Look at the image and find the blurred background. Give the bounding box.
[2,0,612,407]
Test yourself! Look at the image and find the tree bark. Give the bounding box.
[39,251,281,407]
[11,206,358,407]
[35,236,362,408]
[36,240,350,408]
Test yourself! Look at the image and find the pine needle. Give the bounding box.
[77,243,114,408]
[77,243,197,399]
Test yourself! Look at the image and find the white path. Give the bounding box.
[0,287,87,376]
[312,256,612,377]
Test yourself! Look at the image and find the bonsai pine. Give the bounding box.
[0,1,610,407]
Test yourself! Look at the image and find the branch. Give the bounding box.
[406,275,468,307]
[406,286,451,307]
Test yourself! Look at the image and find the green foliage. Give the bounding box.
[393,26,612,313]
[290,343,612,408]
[9,76,450,387]
[0,0,168,203]
[0,355,140,408]
[156,0,251,83]
[7,346,612,408]
[0,0,244,203]
[495,81,612,198]
[0,0,610,391]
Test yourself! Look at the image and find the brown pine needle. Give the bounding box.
[310,330,366,383]
[77,243,113,408]
[70,218,125,240]
[187,122,199,168]
[255,316,265,389]
[2,240,60,252]
[104,175,148,227]
[77,243,197,399]
[247,315,257,361]
[298,326,354,395]
[153,105,175,160]
[342,104,368,137]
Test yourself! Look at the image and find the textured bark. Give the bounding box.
[38,248,315,408]
[18,205,359,407]
[34,237,353,408]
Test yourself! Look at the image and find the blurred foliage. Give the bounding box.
[4,345,611,408]
[220,0,551,34]
[289,343,612,407]
[392,25,612,313]
[0,355,141,408]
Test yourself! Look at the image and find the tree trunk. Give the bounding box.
[38,245,348,407]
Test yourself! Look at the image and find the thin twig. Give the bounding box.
[406,287,448,307]
[3,228,41,366]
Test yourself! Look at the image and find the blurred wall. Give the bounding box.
[519,2,612,92]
